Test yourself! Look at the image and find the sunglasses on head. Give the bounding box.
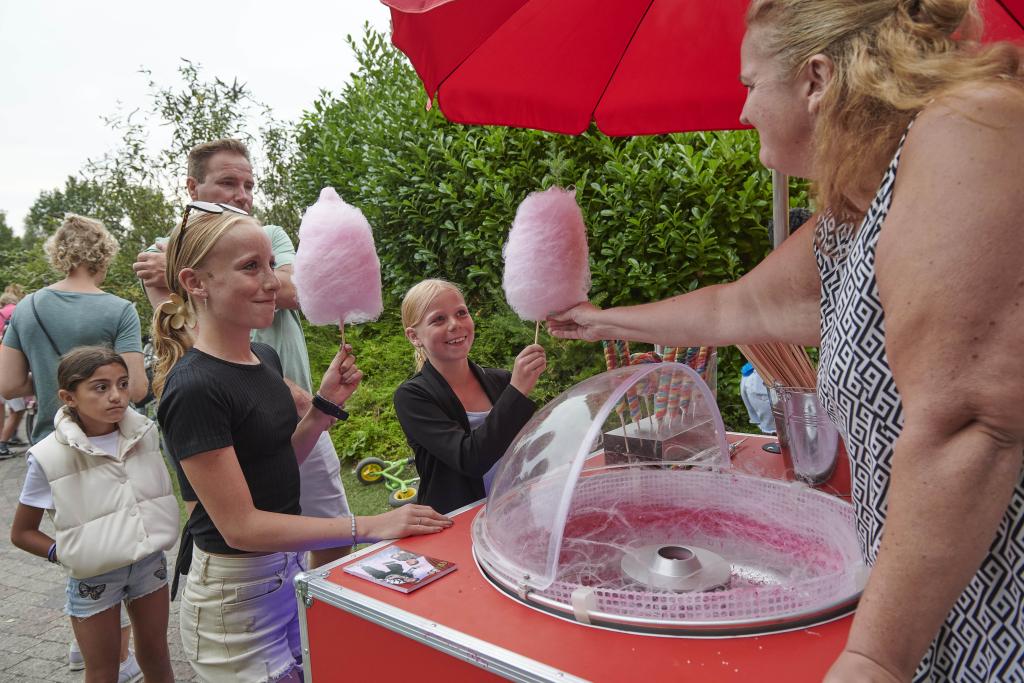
[178,201,249,233]
[173,201,250,262]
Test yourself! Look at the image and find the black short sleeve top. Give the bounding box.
[158,343,300,554]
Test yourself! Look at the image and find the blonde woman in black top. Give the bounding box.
[153,205,450,683]
[394,279,546,514]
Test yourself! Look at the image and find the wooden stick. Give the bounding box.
[534,320,540,345]
[619,412,632,453]
[737,343,816,388]
[602,340,631,453]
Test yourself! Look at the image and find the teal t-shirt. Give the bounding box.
[2,288,143,444]
[250,225,312,392]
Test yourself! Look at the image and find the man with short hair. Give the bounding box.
[133,138,351,569]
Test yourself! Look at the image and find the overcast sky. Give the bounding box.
[0,1,392,234]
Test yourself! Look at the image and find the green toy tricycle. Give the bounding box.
[355,455,420,507]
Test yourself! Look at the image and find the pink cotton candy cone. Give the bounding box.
[294,187,383,326]
[503,186,591,321]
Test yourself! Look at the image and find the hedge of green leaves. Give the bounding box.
[292,28,808,461]
[308,308,607,466]
[292,30,803,307]
[292,28,815,458]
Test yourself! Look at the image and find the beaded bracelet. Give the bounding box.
[350,515,358,547]
[46,543,58,564]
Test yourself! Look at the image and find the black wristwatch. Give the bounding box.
[313,394,349,421]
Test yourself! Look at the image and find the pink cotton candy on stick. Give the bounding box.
[294,187,383,328]
[503,186,591,322]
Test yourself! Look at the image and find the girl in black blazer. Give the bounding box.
[394,280,546,514]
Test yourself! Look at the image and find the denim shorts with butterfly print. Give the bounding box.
[65,551,168,619]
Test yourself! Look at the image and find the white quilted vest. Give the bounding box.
[31,406,179,579]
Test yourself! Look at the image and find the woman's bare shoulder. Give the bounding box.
[899,80,1024,187]
[917,80,1024,133]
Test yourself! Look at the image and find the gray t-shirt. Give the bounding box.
[2,288,143,444]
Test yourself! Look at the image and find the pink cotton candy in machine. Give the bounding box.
[472,363,867,636]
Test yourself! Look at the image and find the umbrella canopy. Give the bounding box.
[383,0,1024,137]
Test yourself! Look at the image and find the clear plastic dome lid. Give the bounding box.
[477,363,729,590]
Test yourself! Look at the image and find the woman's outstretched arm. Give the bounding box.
[548,215,822,348]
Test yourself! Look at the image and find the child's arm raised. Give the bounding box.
[394,369,538,478]
[291,344,362,464]
[509,344,547,397]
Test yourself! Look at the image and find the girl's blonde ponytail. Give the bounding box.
[151,297,196,398]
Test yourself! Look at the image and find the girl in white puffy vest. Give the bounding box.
[10,346,178,683]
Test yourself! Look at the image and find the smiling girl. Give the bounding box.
[152,206,450,682]
[10,346,178,683]
[394,279,547,514]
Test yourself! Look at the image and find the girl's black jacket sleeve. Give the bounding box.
[393,359,536,514]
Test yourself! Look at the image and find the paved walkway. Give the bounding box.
[0,427,198,682]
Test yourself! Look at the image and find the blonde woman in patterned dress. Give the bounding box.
[550,1,1024,681]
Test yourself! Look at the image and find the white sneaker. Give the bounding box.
[68,639,85,671]
[118,652,143,683]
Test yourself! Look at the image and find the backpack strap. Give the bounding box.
[30,292,63,358]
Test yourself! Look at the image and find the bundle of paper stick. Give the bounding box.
[737,343,816,388]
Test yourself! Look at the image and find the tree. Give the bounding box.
[85,60,303,237]
[18,175,176,311]
[0,211,17,252]
[292,26,811,433]
[22,176,173,248]
[0,211,41,292]
[15,59,306,317]
[0,208,50,292]
[293,27,804,307]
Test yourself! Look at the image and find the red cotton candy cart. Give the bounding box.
[295,364,856,682]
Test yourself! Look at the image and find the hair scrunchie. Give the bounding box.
[158,293,196,330]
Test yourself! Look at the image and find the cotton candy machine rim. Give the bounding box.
[471,364,867,637]
[473,469,865,637]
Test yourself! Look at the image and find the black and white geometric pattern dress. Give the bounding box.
[815,127,1024,682]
